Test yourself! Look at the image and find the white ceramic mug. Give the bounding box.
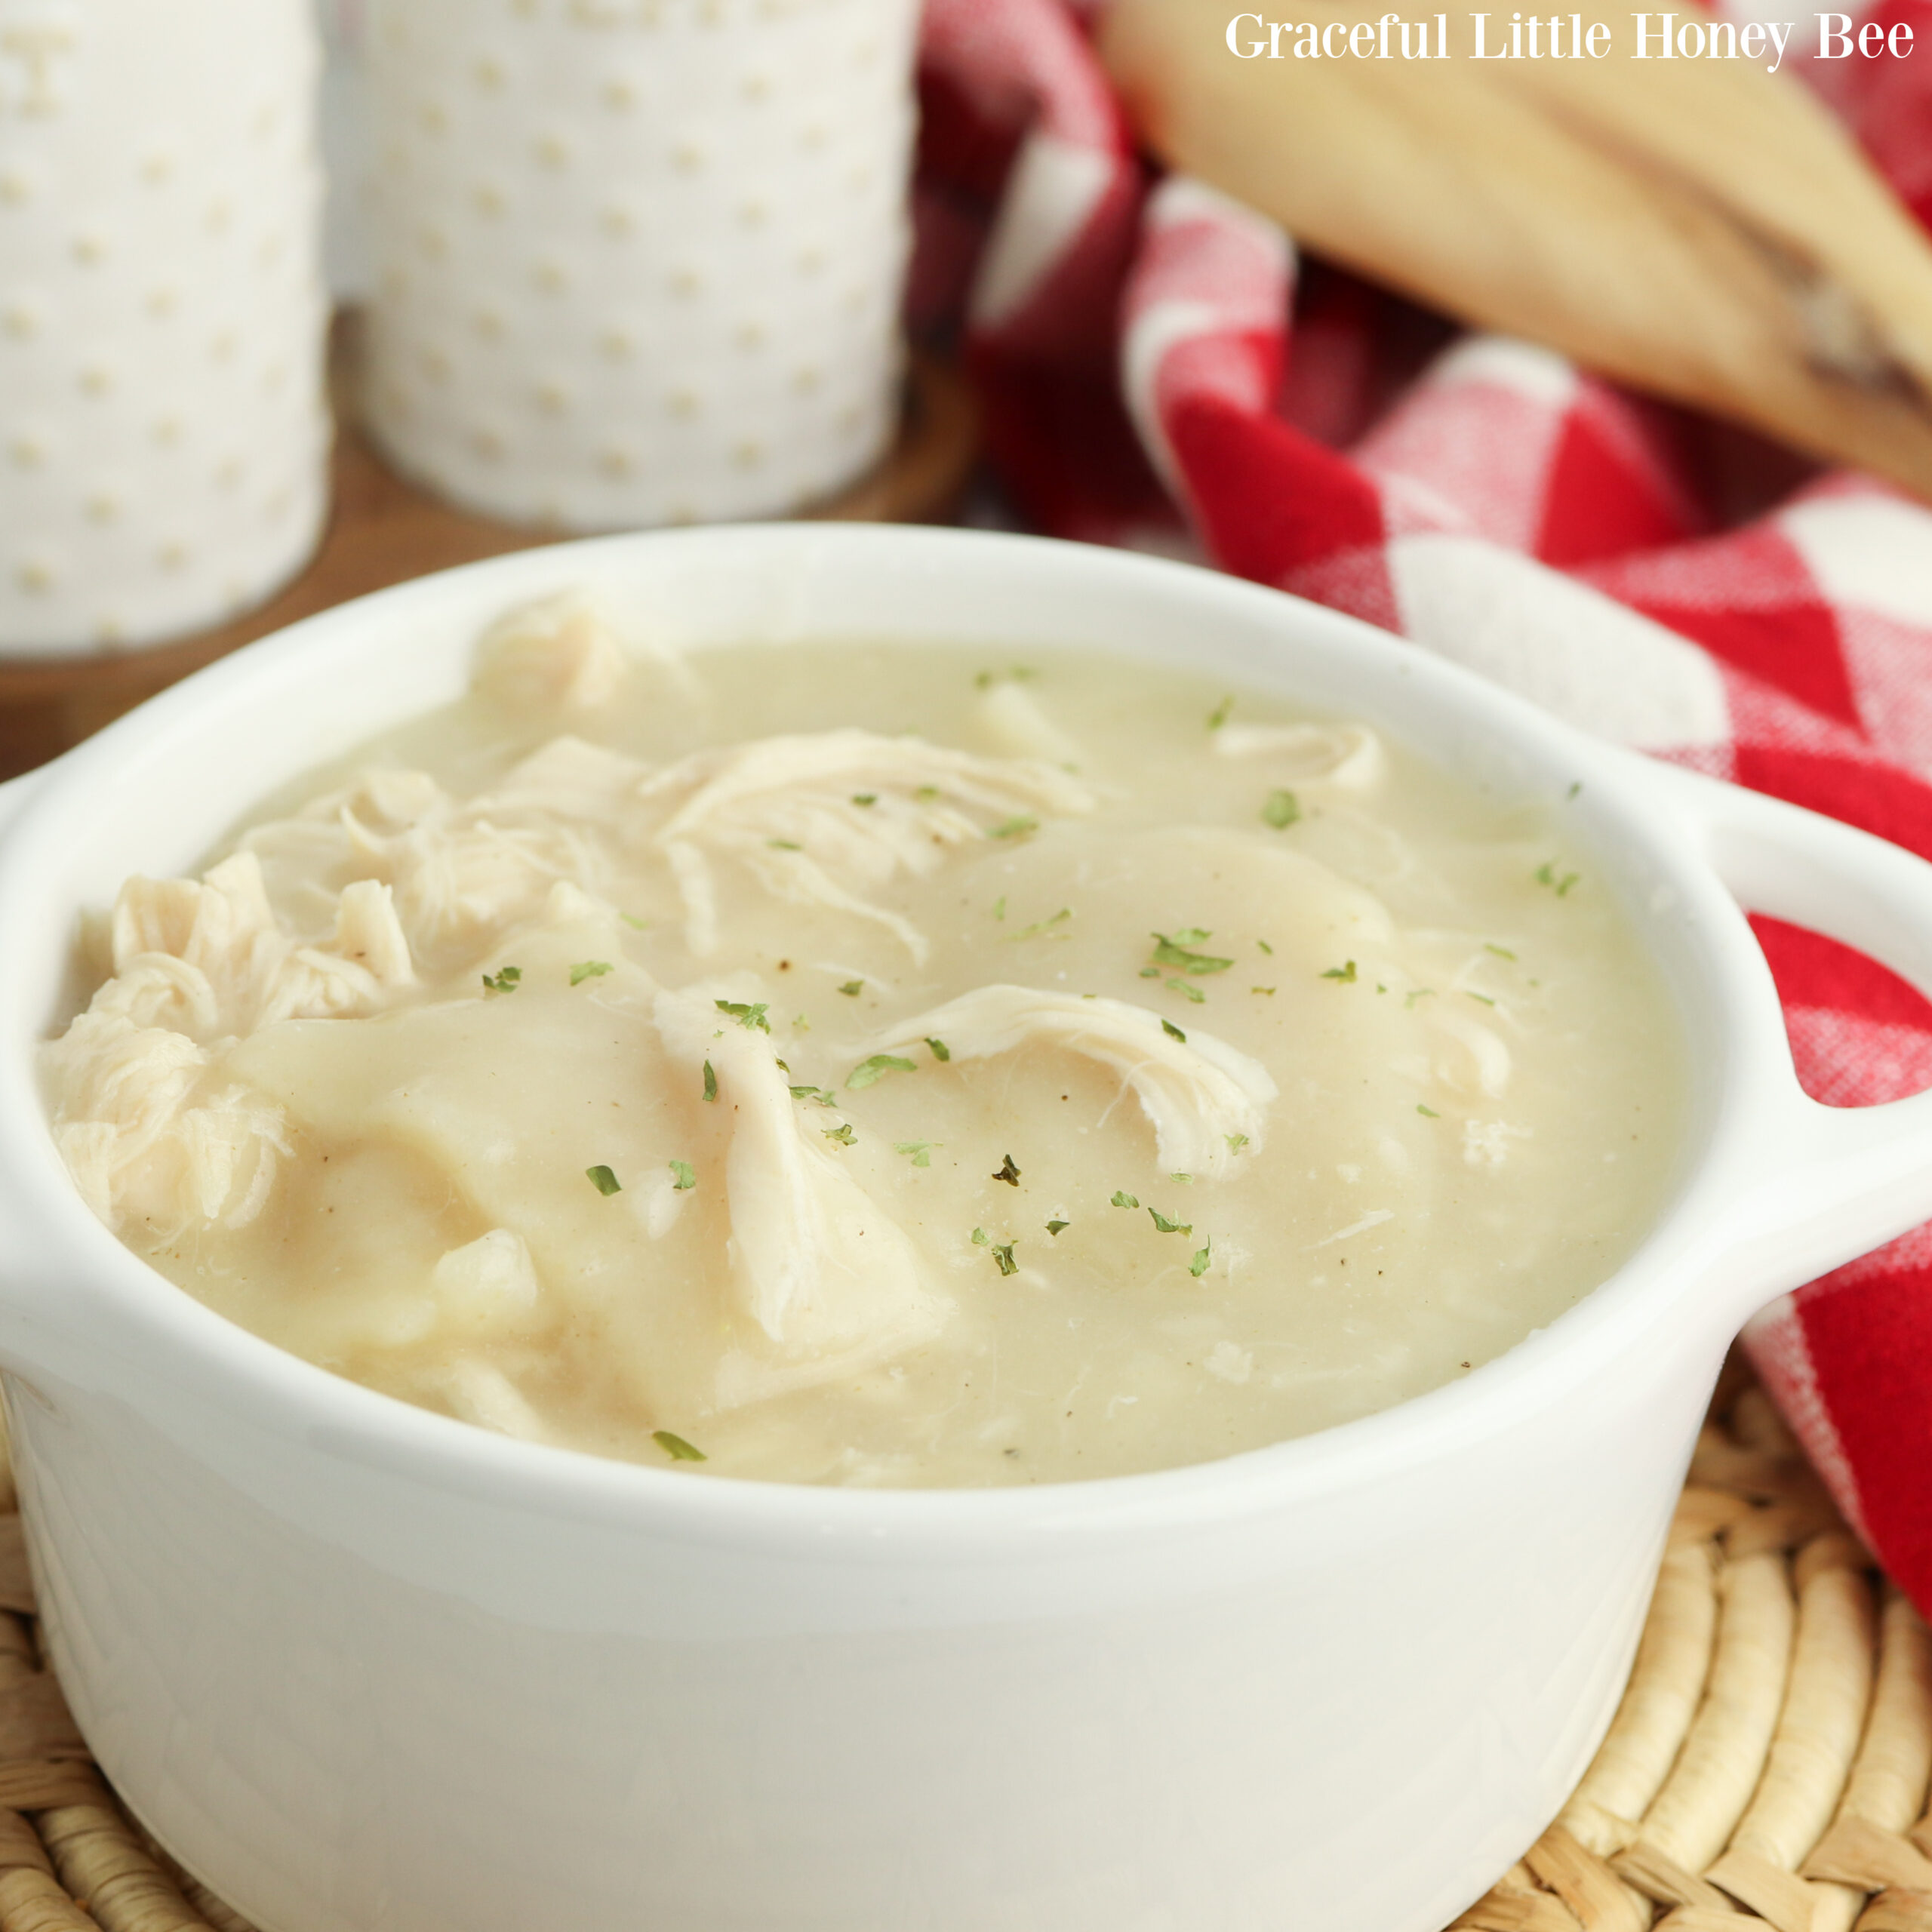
[359,0,918,529]
[0,0,328,656]
[2,527,1931,1932]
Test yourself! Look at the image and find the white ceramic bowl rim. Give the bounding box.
[4,525,1931,1552]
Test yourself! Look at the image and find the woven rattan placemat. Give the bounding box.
[0,1361,1921,1932]
[1456,1358,1932,1932]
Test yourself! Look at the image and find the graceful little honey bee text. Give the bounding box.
[1223,11,1913,72]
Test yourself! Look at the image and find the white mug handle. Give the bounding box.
[1635,755,1932,1300]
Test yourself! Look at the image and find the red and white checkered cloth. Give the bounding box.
[915,0,1932,1606]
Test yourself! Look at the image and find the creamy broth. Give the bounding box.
[42,598,1685,1484]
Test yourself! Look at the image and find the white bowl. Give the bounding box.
[3,526,1931,1932]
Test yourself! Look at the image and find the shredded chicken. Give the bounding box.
[431,1229,544,1337]
[638,730,1094,959]
[45,731,658,1244]
[1429,1005,1512,1098]
[631,1164,691,1241]
[654,985,949,1394]
[1214,721,1386,791]
[42,848,421,1238]
[106,853,417,1041]
[45,1018,289,1237]
[472,593,633,712]
[251,755,626,963]
[874,985,1276,1178]
[974,681,1084,767]
[429,1358,550,1441]
[486,736,652,826]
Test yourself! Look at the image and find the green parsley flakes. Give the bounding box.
[823,1122,857,1146]
[1168,978,1205,1004]
[1009,907,1072,942]
[851,792,878,807]
[1189,1241,1212,1279]
[703,1060,718,1103]
[1534,861,1580,897]
[837,980,864,998]
[896,1141,934,1168]
[653,1430,706,1462]
[620,912,649,931]
[1417,1104,1440,1118]
[789,1084,837,1107]
[1252,986,1276,996]
[586,1164,622,1196]
[848,1053,917,1091]
[1321,961,1358,983]
[1161,1018,1186,1042]
[1149,1207,1192,1235]
[1150,931,1233,975]
[481,965,521,995]
[669,1160,697,1191]
[767,838,801,851]
[1262,789,1300,830]
[1111,1190,1140,1210]
[715,998,771,1032]
[1225,1133,1250,1154]
[1484,943,1517,961]
[988,815,1038,841]
[570,959,614,986]
[925,1036,952,1062]
[1047,1219,1070,1236]
[991,1153,1020,1186]
[971,1227,1019,1274]
[1207,695,1235,730]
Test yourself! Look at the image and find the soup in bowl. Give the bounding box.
[2,526,1930,1932]
[40,595,1687,1487]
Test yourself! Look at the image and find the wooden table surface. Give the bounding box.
[0,318,977,783]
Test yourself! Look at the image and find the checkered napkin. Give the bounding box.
[915,0,1932,1607]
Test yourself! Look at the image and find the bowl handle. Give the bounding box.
[1640,757,1932,1295]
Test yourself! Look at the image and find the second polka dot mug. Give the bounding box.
[361,0,919,530]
